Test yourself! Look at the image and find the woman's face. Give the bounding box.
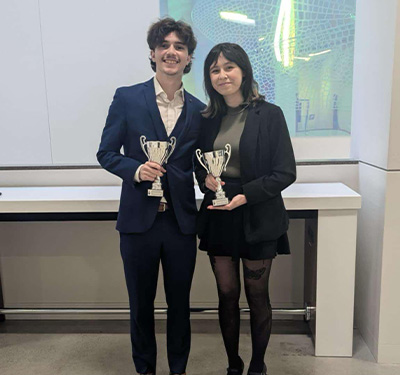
[209,53,244,104]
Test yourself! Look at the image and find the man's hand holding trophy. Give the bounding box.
[140,135,176,197]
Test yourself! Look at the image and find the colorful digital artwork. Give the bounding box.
[160,0,356,137]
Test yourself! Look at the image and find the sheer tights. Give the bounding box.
[210,256,273,373]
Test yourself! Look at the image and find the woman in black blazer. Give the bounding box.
[195,43,296,375]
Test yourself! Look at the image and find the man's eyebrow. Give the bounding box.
[161,40,186,45]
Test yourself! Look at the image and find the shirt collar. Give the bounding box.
[154,76,185,102]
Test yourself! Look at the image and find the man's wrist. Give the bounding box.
[134,164,143,183]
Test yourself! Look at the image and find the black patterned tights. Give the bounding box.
[209,256,273,373]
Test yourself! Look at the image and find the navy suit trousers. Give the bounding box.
[120,209,197,374]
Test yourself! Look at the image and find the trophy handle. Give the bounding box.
[140,136,149,159]
[224,144,231,171]
[195,149,210,174]
[164,136,176,164]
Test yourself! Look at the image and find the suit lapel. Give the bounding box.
[143,78,168,140]
[239,105,260,181]
[174,90,194,146]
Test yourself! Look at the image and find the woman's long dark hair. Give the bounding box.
[202,43,264,118]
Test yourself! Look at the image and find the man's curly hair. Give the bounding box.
[147,18,197,74]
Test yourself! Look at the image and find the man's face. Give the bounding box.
[151,32,191,78]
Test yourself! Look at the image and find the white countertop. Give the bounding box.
[0,183,361,213]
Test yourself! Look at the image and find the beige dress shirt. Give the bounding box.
[134,77,184,202]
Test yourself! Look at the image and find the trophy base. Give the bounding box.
[212,197,230,207]
[148,189,164,197]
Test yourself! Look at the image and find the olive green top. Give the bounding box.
[213,105,248,178]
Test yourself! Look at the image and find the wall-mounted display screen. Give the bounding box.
[162,0,356,138]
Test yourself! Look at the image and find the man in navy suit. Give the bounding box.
[97,18,204,375]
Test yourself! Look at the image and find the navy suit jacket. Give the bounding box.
[97,78,205,234]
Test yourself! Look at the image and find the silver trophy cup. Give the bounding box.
[196,144,231,206]
[140,135,176,197]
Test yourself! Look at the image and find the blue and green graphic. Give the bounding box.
[161,0,356,137]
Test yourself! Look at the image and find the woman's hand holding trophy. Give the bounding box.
[196,144,231,207]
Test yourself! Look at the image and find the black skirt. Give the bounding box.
[197,178,283,260]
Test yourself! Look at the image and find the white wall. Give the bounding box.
[351,0,400,363]
[388,1,400,169]
[355,163,386,358]
[0,1,52,165]
[0,0,159,166]
[350,0,398,168]
[379,171,400,362]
